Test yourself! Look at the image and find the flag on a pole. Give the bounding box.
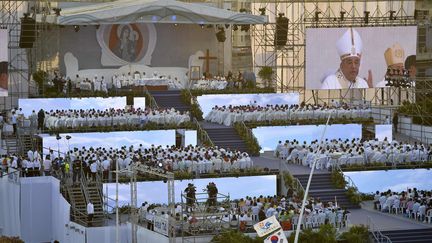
[264,229,288,243]
[253,215,281,237]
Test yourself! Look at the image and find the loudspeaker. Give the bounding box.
[274,15,289,47]
[19,17,36,48]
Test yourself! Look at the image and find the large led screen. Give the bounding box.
[306,26,417,90]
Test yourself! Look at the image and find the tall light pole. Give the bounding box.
[294,113,332,243]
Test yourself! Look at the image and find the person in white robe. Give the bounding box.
[321,28,370,89]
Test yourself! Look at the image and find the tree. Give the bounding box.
[211,230,263,243]
[258,66,274,88]
[288,224,337,243]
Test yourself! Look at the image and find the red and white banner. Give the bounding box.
[0,27,8,96]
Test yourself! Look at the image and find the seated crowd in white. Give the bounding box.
[139,194,349,234]
[40,107,190,130]
[55,71,183,93]
[191,76,228,90]
[206,103,372,126]
[1,150,52,177]
[63,144,253,176]
[274,138,431,169]
[373,188,432,223]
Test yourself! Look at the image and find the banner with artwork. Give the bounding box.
[0,27,8,96]
[96,23,157,66]
[253,215,281,237]
[153,215,169,236]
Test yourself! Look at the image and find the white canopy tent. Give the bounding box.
[38,0,268,25]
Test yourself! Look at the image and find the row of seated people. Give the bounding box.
[29,107,190,130]
[206,103,371,126]
[373,188,432,223]
[139,194,349,235]
[191,76,228,90]
[275,138,432,169]
[3,145,254,181]
[51,72,183,93]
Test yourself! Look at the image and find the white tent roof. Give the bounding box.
[39,0,267,25]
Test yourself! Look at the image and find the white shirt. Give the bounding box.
[87,202,94,214]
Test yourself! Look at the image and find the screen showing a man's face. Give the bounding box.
[340,57,360,82]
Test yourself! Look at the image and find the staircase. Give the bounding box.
[18,134,34,154]
[378,228,432,243]
[67,185,89,225]
[3,135,19,154]
[201,122,249,153]
[86,183,105,226]
[65,183,104,227]
[149,90,191,113]
[294,173,360,209]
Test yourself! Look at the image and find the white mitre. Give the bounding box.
[336,28,363,60]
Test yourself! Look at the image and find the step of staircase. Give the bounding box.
[293,173,360,209]
[379,229,432,243]
[204,128,248,152]
[149,90,191,113]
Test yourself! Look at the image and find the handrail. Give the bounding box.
[142,85,159,109]
[367,216,392,243]
[193,118,214,147]
[281,162,305,196]
[334,162,359,191]
[239,121,259,145]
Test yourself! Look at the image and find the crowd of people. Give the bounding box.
[49,71,184,94]
[2,144,253,182]
[139,193,350,235]
[275,138,432,169]
[191,77,228,90]
[36,107,190,130]
[373,188,432,223]
[205,103,371,126]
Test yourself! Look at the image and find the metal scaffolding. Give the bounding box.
[251,0,417,103]
[127,163,175,243]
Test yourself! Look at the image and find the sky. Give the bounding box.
[253,124,362,152]
[197,93,300,117]
[103,175,276,207]
[375,124,393,141]
[345,169,432,194]
[42,130,176,155]
[19,97,128,116]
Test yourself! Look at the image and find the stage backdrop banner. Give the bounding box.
[0,27,8,96]
[306,26,417,90]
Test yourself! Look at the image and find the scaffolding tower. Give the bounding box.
[251,0,417,104]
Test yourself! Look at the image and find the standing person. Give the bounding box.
[87,201,94,227]
[43,155,52,176]
[37,109,45,131]
[393,112,399,133]
[10,111,17,135]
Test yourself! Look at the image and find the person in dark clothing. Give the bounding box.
[37,109,45,130]
[393,112,399,133]
[258,208,266,222]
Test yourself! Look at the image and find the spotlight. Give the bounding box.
[389,10,396,20]
[158,162,163,167]
[314,11,321,22]
[73,25,80,32]
[95,24,100,29]
[340,11,346,21]
[364,11,370,24]
[53,8,61,16]
[259,8,266,16]
[66,135,72,140]
[199,24,204,29]
[216,28,226,42]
